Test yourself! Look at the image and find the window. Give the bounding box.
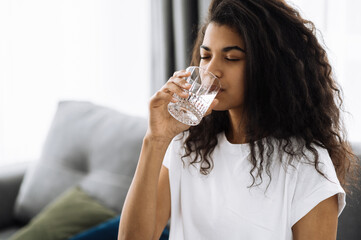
[289,0,361,142]
[0,0,150,165]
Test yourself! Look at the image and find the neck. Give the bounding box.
[226,109,247,144]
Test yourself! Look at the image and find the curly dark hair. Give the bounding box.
[182,0,359,193]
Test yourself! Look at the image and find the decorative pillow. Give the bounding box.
[10,187,116,240]
[69,215,170,240]
[14,101,147,222]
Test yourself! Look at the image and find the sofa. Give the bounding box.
[0,100,360,239]
[0,101,148,239]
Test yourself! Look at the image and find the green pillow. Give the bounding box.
[10,187,117,240]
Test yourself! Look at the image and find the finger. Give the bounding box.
[172,70,186,77]
[204,99,219,116]
[173,70,191,78]
[150,91,177,108]
[162,80,190,98]
[169,76,192,90]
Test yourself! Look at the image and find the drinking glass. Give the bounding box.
[168,66,221,126]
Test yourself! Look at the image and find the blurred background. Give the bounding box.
[0,0,360,166]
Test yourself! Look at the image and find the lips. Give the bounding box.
[216,89,224,96]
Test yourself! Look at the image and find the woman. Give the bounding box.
[118,0,359,239]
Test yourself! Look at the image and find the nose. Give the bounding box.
[208,68,222,79]
[204,59,222,79]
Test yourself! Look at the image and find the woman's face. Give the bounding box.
[200,22,246,112]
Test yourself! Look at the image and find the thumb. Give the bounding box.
[204,99,219,116]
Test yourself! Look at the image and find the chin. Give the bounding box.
[212,101,243,112]
[212,104,228,112]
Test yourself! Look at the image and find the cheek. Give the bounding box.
[230,69,245,88]
[229,72,245,99]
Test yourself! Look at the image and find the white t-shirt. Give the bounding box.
[162,132,346,240]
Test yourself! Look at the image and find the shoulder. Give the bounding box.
[272,137,335,172]
[286,139,346,227]
[294,142,337,180]
[277,138,340,187]
[171,131,188,151]
[162,132,188,169]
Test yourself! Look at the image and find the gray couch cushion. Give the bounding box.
[0,226,21,240]
[0,162,28,228]
[14,101,147,222]
[337,142,361,240]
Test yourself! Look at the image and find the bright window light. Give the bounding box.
[289,0,361,143]
[0,0,150,165]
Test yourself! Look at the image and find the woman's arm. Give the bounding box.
[118,70,218,240]
[118,136,171,240]
[292,194,339,240]
[118,70,193,240]
[152,165,171,240]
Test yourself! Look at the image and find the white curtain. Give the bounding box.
[0,0,150,165]
[289,0,361,142]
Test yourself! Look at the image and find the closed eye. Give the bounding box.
[226,58,241,61]
[200,56,241,62]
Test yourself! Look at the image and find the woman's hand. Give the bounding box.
[146,70,218,142]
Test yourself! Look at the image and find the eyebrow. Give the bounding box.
[200,45,246,53]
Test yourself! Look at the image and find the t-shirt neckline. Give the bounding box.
[219,131,251,155]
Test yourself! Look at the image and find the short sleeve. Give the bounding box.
[162,133,185,169]
[290,147,346,227]
[162,142,172,169]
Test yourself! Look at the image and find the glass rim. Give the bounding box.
[186,66,219,81]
